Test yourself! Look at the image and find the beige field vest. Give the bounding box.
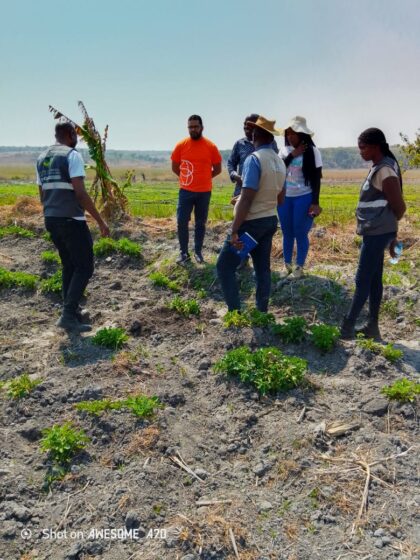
[243,148,286,221]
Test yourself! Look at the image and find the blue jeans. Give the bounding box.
[45,217,94,315]
[216,215,278,312]
[346,232,396,323]
[278,193,313,266]
[177,189,211,254]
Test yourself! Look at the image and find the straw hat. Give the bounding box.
[246,116,281,136]
[282,116,314,136]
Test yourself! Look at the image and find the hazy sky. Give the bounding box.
[1,0,419,150]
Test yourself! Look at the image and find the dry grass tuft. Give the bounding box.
[13,196,42,216]
[124,426,160,456]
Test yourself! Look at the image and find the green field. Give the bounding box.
[0,182,418,226]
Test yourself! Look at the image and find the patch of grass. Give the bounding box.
[40,422,89,474]
[2,373,42,399]
[41,251,60,265]
[0,267,38,290]
[272,316,307,343]
[42,231,52,242]
[382,270,403,287]
[214,346,307,395]
[92,327,129,350]
[0,225,35,238]
[381,300,399,319]
[149,271,180,292]
[356,335,403,363]
[309,323,340,352]
[39,270,62,294]
[75,394,162,418]
[93,237,142,258]
[168,296,200,317]
[381,378,420,403]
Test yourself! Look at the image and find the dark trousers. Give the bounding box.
[177,189,211,254]
[45,217,94,315]
[347,232,396,323]
[216,215,278,312]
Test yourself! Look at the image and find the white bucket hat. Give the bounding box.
[282,116,314,136]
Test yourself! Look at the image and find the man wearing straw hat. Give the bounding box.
[217,116,286,312]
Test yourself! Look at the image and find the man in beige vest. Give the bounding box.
[217,116,286,311]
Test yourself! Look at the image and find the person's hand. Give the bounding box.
[230,195,240,206]
[230,232,243,250]
[99,221,110,237]
[389,238,398,258]
[292,143,306,158]
[234,174,243,187]
[308,204,322,217]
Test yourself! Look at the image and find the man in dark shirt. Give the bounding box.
[227,114,279,199]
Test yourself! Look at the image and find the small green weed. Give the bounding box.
[356,335,403,363]
[272,316,307,343]
[75,394,162,418]
[41,251,60,265]
[42,231,52,242]
[93,237,141,258]
[168,296,200,317]
[39,270,62,294]
[381,378,420,403]
[310,323,340,352]
[0,225,35,238]
[149,271,180,292]
[214,346,307,395]
[381,300,399,319]
[247,308,275,327]
[223,310,251,328]
[0,267,38,290]
[383,270,403,287]
[40,422,89,468]
[92,327,129,350]
[3,373,42,399]
[223,308,275,328]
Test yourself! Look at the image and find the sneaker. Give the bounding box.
[291,266,304,279]
[56,313,92,333]
[194,251,204,264]
[176,252,191,265]
[340,318,355,340]
[280,263,293,278]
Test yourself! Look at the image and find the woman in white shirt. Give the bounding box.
[278,116,322,278]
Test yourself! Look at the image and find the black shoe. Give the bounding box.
[356,320,381,340]
[56,313,92,333]
[194,251,204,264]
[176,252,191,265]
[340,318,355,339]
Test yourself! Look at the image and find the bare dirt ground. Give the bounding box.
[0,206,419,560]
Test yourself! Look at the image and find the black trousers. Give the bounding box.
[45,217,94,315]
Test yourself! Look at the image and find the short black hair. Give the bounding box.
[254,126,274,144]
[55,122,76,138]
[188,115,203,126]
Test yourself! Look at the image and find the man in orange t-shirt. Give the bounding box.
[171,115,222,264]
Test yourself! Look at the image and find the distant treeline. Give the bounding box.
[0,145,403,169]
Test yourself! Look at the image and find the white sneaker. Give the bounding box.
[280,264,293,278]
[292,266,304,278]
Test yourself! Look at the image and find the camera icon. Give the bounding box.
[21,528,32,540]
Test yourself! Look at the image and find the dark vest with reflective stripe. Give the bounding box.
[37,145,84,218]
[356,157,399,236]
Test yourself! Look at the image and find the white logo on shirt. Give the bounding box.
[180,160,193,187]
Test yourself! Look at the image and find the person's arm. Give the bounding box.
[382,177,406,220]
[309,167,322,215]
[172,161,181,176]
[277,188,285,206]
[38,186,43,204]
[71,177,110,237]
[227,143,240,183]
[212,162,222,178]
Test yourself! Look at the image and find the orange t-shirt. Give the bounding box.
[171,137,222,192]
